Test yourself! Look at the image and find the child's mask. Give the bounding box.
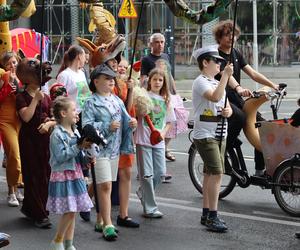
[26,59,52,86]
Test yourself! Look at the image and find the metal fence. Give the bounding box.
[27,0,300,66]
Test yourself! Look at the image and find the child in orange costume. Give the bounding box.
[106,57,139,228]
[0,51,23,207]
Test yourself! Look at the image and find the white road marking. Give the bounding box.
[253,210,300,221]
[0,176,6,183]
[278,112,293,116]
[282,98,298,101]
[130,197,300,227]
[1,172,297,227]
[129,193,192,205]
[259,111,293,116]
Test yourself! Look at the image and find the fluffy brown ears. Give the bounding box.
[17,48,41,61]
[17,48,26,59]
[77,37,106,67]
[77,37,97,53]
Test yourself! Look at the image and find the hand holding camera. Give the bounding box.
[78,138,93,150]
[77,124,108,148]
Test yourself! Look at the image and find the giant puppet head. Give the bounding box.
[77,35,126,68]
[77,2,126,67]
[16,58,52,86]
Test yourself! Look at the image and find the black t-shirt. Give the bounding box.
[140,53,170,76]
[291,108,300,127]
[216,48,248,109]
[218,48,247,84]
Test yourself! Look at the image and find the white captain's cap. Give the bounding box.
[192,45,224,61]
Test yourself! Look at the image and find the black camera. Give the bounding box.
[78,124,108,148]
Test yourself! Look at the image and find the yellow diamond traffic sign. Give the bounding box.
[118,0,137,18]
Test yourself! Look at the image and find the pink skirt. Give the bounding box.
[166,94,189,139]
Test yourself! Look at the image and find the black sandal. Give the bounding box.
[117,216,139,228]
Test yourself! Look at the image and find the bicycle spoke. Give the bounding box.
[274,164,300,216]
[188,144,236,198]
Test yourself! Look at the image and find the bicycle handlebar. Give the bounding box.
[252,83,287,100]
[279,83,287,90]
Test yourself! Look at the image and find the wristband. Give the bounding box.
[234,84,241,91]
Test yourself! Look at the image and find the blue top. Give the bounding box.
[81,93,134,159]
[49,124,80,172]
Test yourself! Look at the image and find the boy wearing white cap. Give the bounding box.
[192,45,233,232]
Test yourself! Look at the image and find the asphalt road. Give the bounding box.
[0,99,300,250]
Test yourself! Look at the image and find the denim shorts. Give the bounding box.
[194,138,226,175]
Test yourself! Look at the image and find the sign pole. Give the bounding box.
[124,18,129,60]
[118,0,140,79]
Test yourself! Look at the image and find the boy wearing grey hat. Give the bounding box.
[82,64,137,241]
[192,45,233,232]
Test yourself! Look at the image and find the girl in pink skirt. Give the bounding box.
[47,97,93,250]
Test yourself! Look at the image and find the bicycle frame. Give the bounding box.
[228,84,288,187]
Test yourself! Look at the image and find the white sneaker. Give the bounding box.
[65,246,76,250]
[143,210,164,218]
[16,190,24,202]
[7,194,19,207]
[49,241,64,250]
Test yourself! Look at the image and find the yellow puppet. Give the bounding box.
[0,0,36,55]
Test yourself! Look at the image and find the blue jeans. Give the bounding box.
[136,145,166,214]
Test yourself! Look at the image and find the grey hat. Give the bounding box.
[192,45,224,61]
[90,63,117,82]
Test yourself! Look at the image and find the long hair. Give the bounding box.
[56,45,84,78]
[0,51,20,70]
[147,68,170,106]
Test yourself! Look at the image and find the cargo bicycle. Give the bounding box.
[188,83,300,216]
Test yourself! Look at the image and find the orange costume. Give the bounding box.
[114,78,135,168]
[0,72,22,187]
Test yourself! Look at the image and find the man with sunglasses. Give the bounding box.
[213,20,278,176]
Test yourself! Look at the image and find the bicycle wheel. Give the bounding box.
[188,143,236,199]
[273,162,300,217]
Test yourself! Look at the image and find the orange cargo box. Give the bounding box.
[258,121,300,176]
